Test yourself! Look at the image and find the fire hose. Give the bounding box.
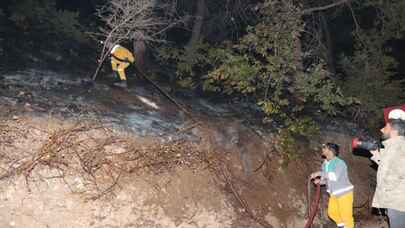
[305,179,321,228]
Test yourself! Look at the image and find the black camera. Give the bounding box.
[351,137,381,151]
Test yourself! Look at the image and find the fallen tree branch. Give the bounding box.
[302,0,349,15]
[87,171,122,201]
[0,121,203,201]
[135,67,196,121]
[219,164,274,228]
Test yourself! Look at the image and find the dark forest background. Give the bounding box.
[0,0,404,137]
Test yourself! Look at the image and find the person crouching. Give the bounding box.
[110,44,135,88]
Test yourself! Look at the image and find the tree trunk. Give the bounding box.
[133,37,146,75]
[293,34,304,72]
[320,13,336,75]
[186,0,206,51]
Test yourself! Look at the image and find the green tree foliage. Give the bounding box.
[160,1,357,160]
[276,116,320,162]
[8,0,86,44]
[161,0,352,119]
[159,41,214,88]
[161,0,405,137]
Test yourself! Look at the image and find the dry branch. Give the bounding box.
[0,121,203,199]
[202,146,274,228]
[93,0,184,80]
[302,0,349,15]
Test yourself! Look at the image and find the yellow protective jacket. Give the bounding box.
[110,44,135,63]
[371,136,405,212]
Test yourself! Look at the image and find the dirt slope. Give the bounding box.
[0,70,387,228]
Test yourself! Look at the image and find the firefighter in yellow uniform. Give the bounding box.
[110,44,135,88]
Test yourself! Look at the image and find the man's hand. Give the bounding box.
[370,150,379,157]
[369,149,381,164]
[310,171,321,179]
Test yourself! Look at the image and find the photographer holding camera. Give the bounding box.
[370,109,405,228]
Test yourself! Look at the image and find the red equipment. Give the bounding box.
[305,181,321,228]
[351,137,379,151]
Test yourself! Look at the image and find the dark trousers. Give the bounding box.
[387,208,405,228]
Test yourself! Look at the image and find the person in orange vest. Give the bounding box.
[110,44,135,88]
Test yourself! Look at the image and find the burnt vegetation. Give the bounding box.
[0,0,404,132]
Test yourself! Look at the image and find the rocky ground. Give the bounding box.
[0,69,387,228]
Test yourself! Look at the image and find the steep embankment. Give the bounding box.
[0,70,385,228]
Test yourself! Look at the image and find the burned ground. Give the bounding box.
[0,70,387,228]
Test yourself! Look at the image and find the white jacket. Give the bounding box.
[371,136,405,212]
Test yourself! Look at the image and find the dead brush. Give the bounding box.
[1,120,276,228]
[0,120,30,146]
[0,121,203,200]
